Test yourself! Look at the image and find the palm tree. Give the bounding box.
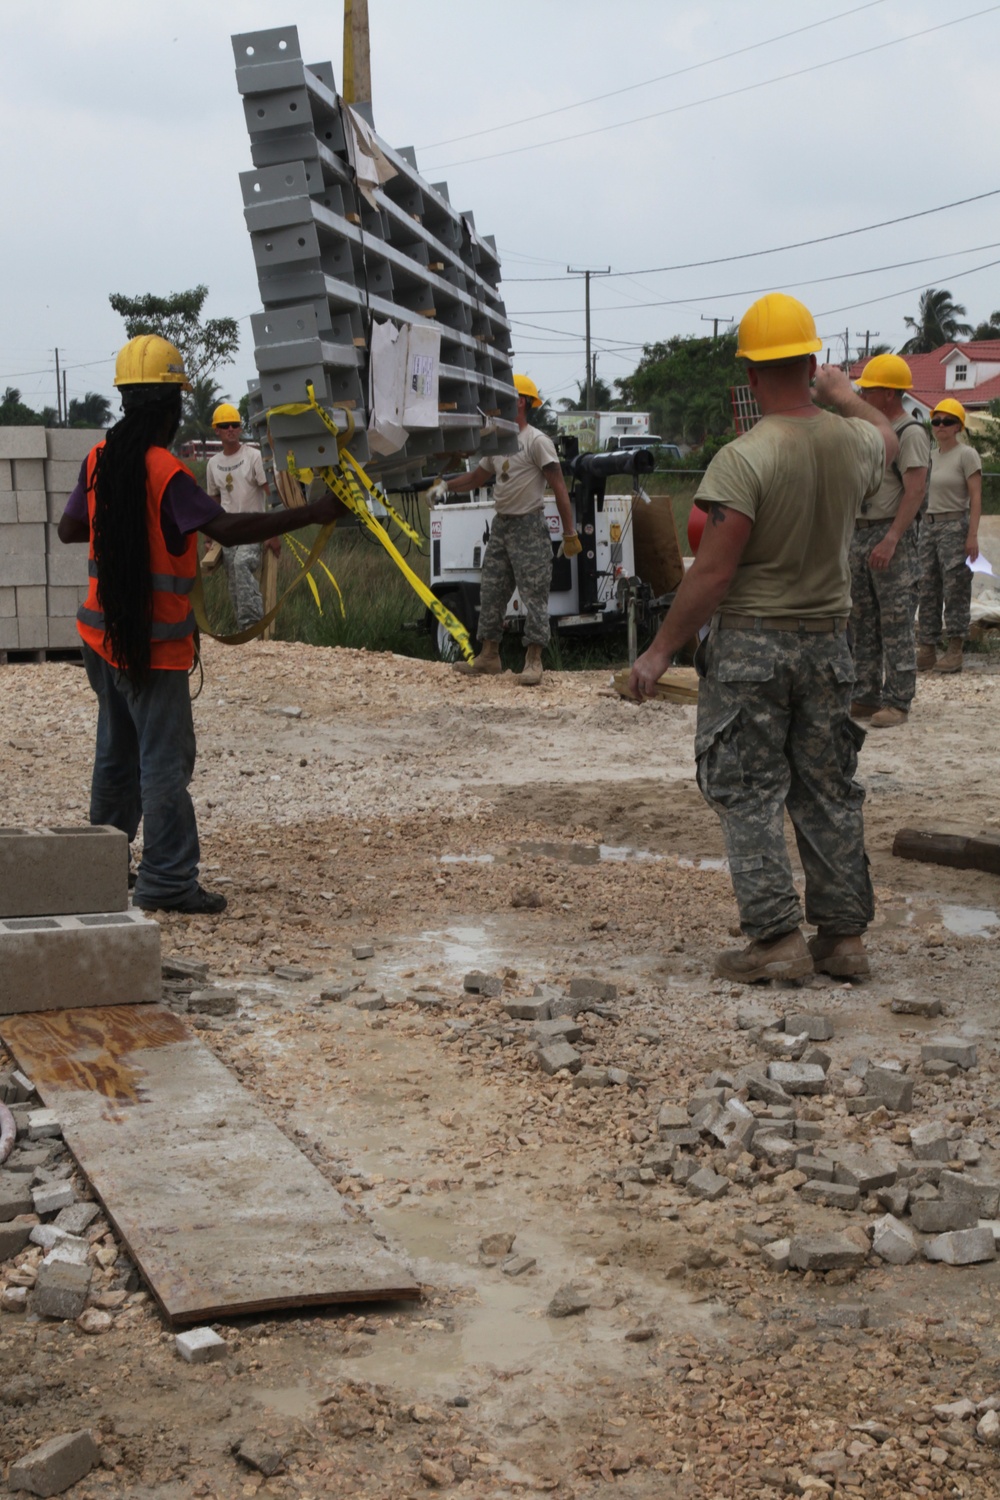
[900,288,973,354]
[557,376,617,411]
[971,311,1000,342]
[67,392,112,428]
[178,375,227,443]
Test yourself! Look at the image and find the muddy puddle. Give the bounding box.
[878,897,999,939]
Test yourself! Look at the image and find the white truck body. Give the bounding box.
[555,410,650,453]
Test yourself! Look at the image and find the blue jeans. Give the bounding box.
[82,644,201,906]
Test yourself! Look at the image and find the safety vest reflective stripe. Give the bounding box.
[85,559,195,594]
[76,605,195,640]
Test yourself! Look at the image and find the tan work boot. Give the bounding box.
[916,644,937,672]
[933,637,964,674]
[713,928,813,983]
[454,639,501,675]
[808,932,870,979]
[869,706,908,728]
[519,643,544,687]
[850,700,878,719]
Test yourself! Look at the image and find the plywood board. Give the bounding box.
[0,1004,419,1323]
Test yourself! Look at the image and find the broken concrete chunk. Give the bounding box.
[176,1326,228,1363]
[686,1167,729,1202]
[33,1259,91,1320]
[0,1218,33,1259]
[9,1429,98,1497]
[573,1065,609,1089]
[162,955,209,981]
[753,1134,800,1169]
[672,1158,699,1186]
[923,1058,959,1078]
[833,1152,897,1193]
[52,1202,99,1236]
[504,997,551,1022]
[876,1184,910,1217]
[871,1213,920,1265]
[531,1018,583,1043]
[657,1104,689,1131]
[1,1285,28,1313]
[864,1068,914,1112]
[818,1303,869,1329]
[0,1172,34,1222]
[568,977,617,1003]
[760,1031,810,1060]
[26,1109,61,1140]
[709,1099,756,1154]
[734,1066,791,1106]
[784,1012,834,1041]
[501,1254,536,1277]
[538,1042,582,1076]
[352,992,385,1012]
[641,1146,677,1177]
[479,1232,515,1261]
[351,944,375,961]
[188,988,239,1016]
[909,1122,953,1161]
[463,970,502,997]
[788,1233,867,1272]
[547,1283,590,1318]
[921,1038,977,1070]
[800,1180,860,1211]
[924,1227,997,1265]
[760,1238,791,1272]
[766,1062,827,1095]
[890,995,941,1018]
[977,1410,1000,1447]
[31,1181,75,1217]
[798,1154,834,1181]
[910,1197,978,1234]
[236,1437,286,1477]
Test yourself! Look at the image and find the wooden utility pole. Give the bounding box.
[567,266,610,409]
[54,348,62,425]
[700,313,733,343]
[343,0,371,107]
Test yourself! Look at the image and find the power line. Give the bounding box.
[507,237,1000,317]
[0,354,113,383]
[427,6,1000,172]
[815,254,1000,319]
[418,0,888,150]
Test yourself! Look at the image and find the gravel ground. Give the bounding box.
[2,638,1000,1499]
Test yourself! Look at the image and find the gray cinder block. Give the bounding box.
[45,546,89,587]
[0,491,17,524]
[0,553,46,587]
[45,618,81,649]
[45,427,104,461]
[0,617,18,649]
[0,909,160,1015]
[43,459,87,491]
[12,457,45,489]
[16,490,47,523]
[46,586,86,617]
[1,521,45,555]
[0,586,15,616]
[0,429,46,460]
[17,616,48,650]
[16,585,46,617]
[8,1429,98,1496]
[0,825,129,918]
[0,457,12,489]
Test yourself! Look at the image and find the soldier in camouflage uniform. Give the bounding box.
[630,294,897,983]
[428,375,579,686]
[917,397,982,674]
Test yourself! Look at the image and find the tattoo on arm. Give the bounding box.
[709,503,728,527]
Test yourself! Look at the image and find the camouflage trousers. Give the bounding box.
[695,626,873,941]
[918,515,972,642]
[477,511,553,646]
[223,543,263,631]
[849,520,918,712]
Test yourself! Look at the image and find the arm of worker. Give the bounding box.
[55,465,90,543]
[542,461,578,549]
[966,470,982,563]
[628,503,753,700]
[812,365,900,469]
[429,465,494,500]
[868,465,927,572]
[201,490,346,545]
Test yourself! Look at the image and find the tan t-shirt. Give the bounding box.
[927,442,981,517]
[477,425,559,515]
[859,413,930,521]
[695,411,885,618]
[205,444,269,515]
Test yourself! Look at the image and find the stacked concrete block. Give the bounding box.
[231,25,518,488]
[0,427,100,654]
[0,825,160,1017]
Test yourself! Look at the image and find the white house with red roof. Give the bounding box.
[850,341,1000,430]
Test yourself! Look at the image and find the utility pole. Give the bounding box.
[855,329,880,362]
[63,370,68,425]
[342,0,371,108]
[567,266,610,409]
[54,348,62,425]
[700,313,733,343]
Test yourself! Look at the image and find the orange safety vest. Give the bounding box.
[76,444,198,672]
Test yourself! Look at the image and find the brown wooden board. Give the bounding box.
[612,667,699,705]
[0,1004,419,1324]
[892,827,1000,876]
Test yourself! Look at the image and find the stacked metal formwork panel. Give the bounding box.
[231,26,518,487]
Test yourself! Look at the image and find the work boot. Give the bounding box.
[933,637,964,674]
[916,644,937,672]
[849,700,878,719]
[134,885,228,915]
[453,639,501,675]
[869,706,908,728]
[519,644,544,687]
[713,928,813,983]
[808,932,870,979]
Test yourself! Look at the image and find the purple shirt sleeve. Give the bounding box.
[160,473,224,556]
[62,460,89,522]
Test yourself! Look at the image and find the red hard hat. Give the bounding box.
[687,504,707,554]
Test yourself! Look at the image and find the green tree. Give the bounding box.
[108,285,239,384]
[0,387,43,425]
[67,391,112,428]
[971,311,1000,342]
[177,376,228,445]
[900,288,973,354]
[616,333,743,446]
[557,376,617,412]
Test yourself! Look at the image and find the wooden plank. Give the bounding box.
[0,1005,419,1324]
[612,667,699,705]
[892,827,1000,876]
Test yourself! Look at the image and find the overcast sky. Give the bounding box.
[3,0,1000,418]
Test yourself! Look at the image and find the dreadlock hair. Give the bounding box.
[90,385,182,684]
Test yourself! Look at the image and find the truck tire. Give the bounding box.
[431,589,473,662]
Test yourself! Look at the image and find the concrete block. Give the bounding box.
[43,459,86,491]
[538,1041,582,1075]
[800,1179,861,1211]
[924,1227,996,1265]
[686,1167,729,1202]
[657,1104,689,1131]
[45,546,89,587]
[32,1180,75,1216]
[176,1326,228,1363]
[46,585,86,617]
[0,428,46,459]
[910,1196,978,1234]
[0,491,17,524]
[910,1121,953,1161]
[568,976,617,1004]
[15,584,46,617]
[0,457,11,488]
[27,1108,61,1139]
[573,1065,609,1089]
[753,1133,800,1169]
[657,1126,701,1149]
[0,617,20,648]
[504,996,550,1022]
[876,1184,909,1217]
[672,1157,699,1185]
[783,1011,834,1041]
[0,521,44,555]
[8,1429,98,1496]
[46,489,70,523]
[46,428,103,461]
[33,1258,92,1318]
[43,1239,89,1268]
[891,995,941,1018]
[16,490,47,524]
[351,943,374,959]
[0,910,160,1015]
[921,1038,977,1070]
[0,825,128,918]
[865,1067,914,1112]
[188,988,238,1016]
[818,1302,870,1329]
[924,1058,959,1078]
[18,616,48,650]
[12,458,45,489]
[0,585,14,615]
[46,617,81,649]
[351,992,384,1011]
[871,1213,919,1265]
[531,1017,583,1043]
[0,1172,34,1221]
[833,1151,897,1193]
[788,1233,867,1272]
[640,1144,676,1175]
[0,1218,33,1258]
[734,1066,791,1106]
[463,969,502,996]
[767,1061,826,1094]
[0,548,46,588]
[710,1099,757,1154]
[760,1238,791,1271]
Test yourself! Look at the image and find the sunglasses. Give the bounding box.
[215,422,241,429]
[931,417,959,427]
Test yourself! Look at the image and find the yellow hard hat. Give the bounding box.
[113,334,191,391]
[212,402,242,427]
[931,397,966,428]
[513,373,543,408]
[736,293,822,362]
[856,353,913,390]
